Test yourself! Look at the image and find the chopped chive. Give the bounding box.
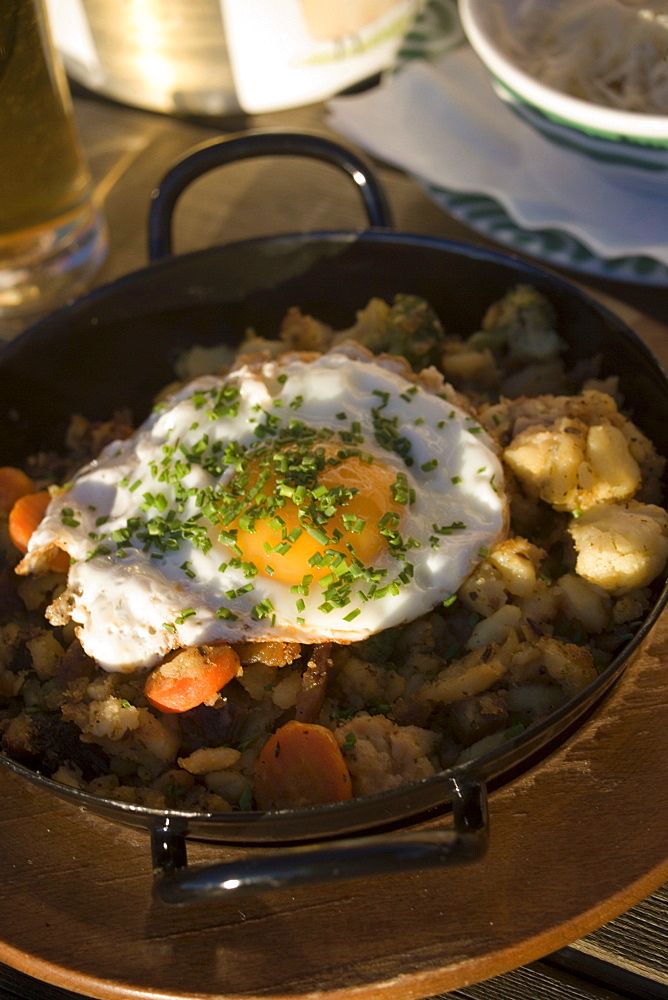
[175,608,196,624]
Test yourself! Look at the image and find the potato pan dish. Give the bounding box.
[1,283,666,817]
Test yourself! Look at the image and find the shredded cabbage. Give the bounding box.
[491,0,668,114]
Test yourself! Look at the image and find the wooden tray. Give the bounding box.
[0,301,666,1000]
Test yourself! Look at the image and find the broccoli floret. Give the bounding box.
[340,294,447,371]
[384,294,448,370]
[468,285,565,365]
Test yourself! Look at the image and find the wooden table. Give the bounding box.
[0,86,666,1000]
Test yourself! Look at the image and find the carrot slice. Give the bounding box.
[8,490,51,553]
[8,490,70,573]
[0,467,34,512]
[145,643,241,714]
[254,720,352,811]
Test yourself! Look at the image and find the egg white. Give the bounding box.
[28,350,507,672]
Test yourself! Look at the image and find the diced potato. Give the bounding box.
[613,590,651,625]
[134,708,181,762]
[458,560,507,617]
[621,420,666,504]
[440,343,499,384]
[152,768,195,797]
[177,746,241,774]
[507,643,543,684]
[516,583,561,625]
[539,638,598,698]
[51,764,84,790]
[504,418,586,509]
[580,424,640,503]
[88,774,122,797]
[204,769,249,806]
[86,695,141,740]
[506,683,567,718]
[466,603,522,652]
[271,669,303,710]
[507,636,596,696]
[26,630,65,680]
[569,500,668,594]
[489,536,546,597]
[419,645,508,704]
[0,669,25,698]
[557,572,612,633]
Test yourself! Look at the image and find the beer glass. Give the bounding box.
[0,0,107,318]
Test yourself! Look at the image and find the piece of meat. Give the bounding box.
[58,638,96,683]
[390,696,433,728]
[178,698,247,751]
[449,691,509,747]
[2,712,109,780]
[295,643,332,723]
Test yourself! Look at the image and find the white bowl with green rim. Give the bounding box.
[459,0,668,195]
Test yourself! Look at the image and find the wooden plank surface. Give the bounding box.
[0,959,642,1000]
[574,883,668,981]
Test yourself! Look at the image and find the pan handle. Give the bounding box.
[148,128,394,261]
[151,776,488,905]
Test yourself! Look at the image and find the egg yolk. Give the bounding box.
[225,446,404,587]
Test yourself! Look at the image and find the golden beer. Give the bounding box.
[0,0,106,316]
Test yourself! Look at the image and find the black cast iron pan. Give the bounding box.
[1,130,667,905]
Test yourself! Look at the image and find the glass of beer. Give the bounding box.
[0,0,107,319]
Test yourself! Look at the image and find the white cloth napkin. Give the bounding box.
[328,46,668,267]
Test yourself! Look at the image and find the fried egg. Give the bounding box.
[26,349,507,672]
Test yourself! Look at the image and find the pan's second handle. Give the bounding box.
[151,777,488,905]
[148,128,394,261]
